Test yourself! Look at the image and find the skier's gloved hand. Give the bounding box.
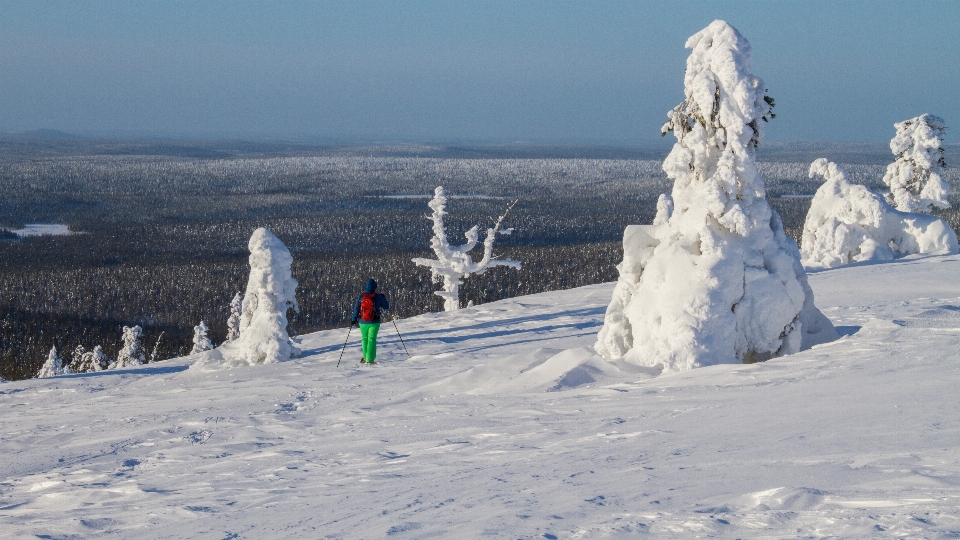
[350,319,358,327]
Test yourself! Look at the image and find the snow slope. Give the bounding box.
[2,255,960,538]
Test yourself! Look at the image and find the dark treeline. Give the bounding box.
[1,144,956,380]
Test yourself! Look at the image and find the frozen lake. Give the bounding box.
[10,224,73,237]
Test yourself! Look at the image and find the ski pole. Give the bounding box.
[336,324,353,368]
[391,315,411,359]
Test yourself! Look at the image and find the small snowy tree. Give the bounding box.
[114,325,145,368]
[191,320,214,354]
[37,346,68,378]
[882,114,949,213]
[149,331,164,363]
[69,345,86,373]
[76,345,110,373]
[802,159,958,267]
[412,186,521,311]
[595,20,837,371]
[225,293,243,343]
[220,228,299,365]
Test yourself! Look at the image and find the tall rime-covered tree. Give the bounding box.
[882,114,949,213]
[595,20,836,371]
[217,228,299,366]
[412,186,521,311]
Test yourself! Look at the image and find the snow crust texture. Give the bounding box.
[200,228,299,368]
[596,20,836,371]
[412,186,520,311]
[802,159,959,268]
[882,114,949,213]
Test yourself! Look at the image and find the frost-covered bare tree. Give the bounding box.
[882,114,949,213]
[225,293,243,343]
[412,186,521,311]
[37,346,68,378]
[114,325,145,368]
[595,20,836,371]
[191,321,213,354]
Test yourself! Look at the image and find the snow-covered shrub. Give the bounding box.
[37,346,69,378]
[218,228,299,366]
[412,186,521,311]
[225,293,243,343]
[191,321,213,354]
[69,345,85,373]
[882,114,949,213]
[801,159,958,268]
[115,325,145,368]
[75,345,110,373]
[595,20,837,372]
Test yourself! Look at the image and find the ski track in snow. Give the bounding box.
[2,255,960,538]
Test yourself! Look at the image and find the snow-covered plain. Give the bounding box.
[2,254,960,538]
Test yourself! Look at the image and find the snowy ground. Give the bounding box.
[2,254,960,539]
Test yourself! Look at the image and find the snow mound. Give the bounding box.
[195,228,299,369]
[801,159,958,268]
[595,20,836,372]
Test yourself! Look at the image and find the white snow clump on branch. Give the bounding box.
[37,346,69,378]
[412,186,521,311]
[882,114,949,213]
[595,20,837,372]
[801,159,958,268]
[208,228,300,367]
[114,325,145,368]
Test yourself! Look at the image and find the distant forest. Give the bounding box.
[1,138,958,380]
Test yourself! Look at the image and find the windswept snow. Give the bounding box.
[2,254,960,538]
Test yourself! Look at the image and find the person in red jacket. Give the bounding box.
[351,278,390,364]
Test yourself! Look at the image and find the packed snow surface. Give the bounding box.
[2,254,960,538]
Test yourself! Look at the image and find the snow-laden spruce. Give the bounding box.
[209,228,300,367]
[114,325,145,368]
[74,345,110,373]
[801,159,958,268]
[412,187,520,311]
[225,293,243,343]
[37,346,71,378]
[190,321,214,354]
[882,114,949,213]
[596,20,837,371]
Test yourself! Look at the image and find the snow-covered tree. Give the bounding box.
[882,114,949,213]
[412,186,521,311]
[75,345,110,373]
[69,345,86,373]
[191,320,214,354]
[222,228,300,365]
[37,346,69,378]
[114,325,145,368]
[595,20,837,371]
[225,293,243,343]
[150,331,164,363]
[802,158,958,267]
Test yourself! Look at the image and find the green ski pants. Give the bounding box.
[359,322,381,362]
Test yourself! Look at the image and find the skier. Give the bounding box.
[351,278,390,364]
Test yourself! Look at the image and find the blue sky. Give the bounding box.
[1,1,957,143]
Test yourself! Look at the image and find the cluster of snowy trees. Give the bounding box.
[37,325,149,377]
[595,20,956,373]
